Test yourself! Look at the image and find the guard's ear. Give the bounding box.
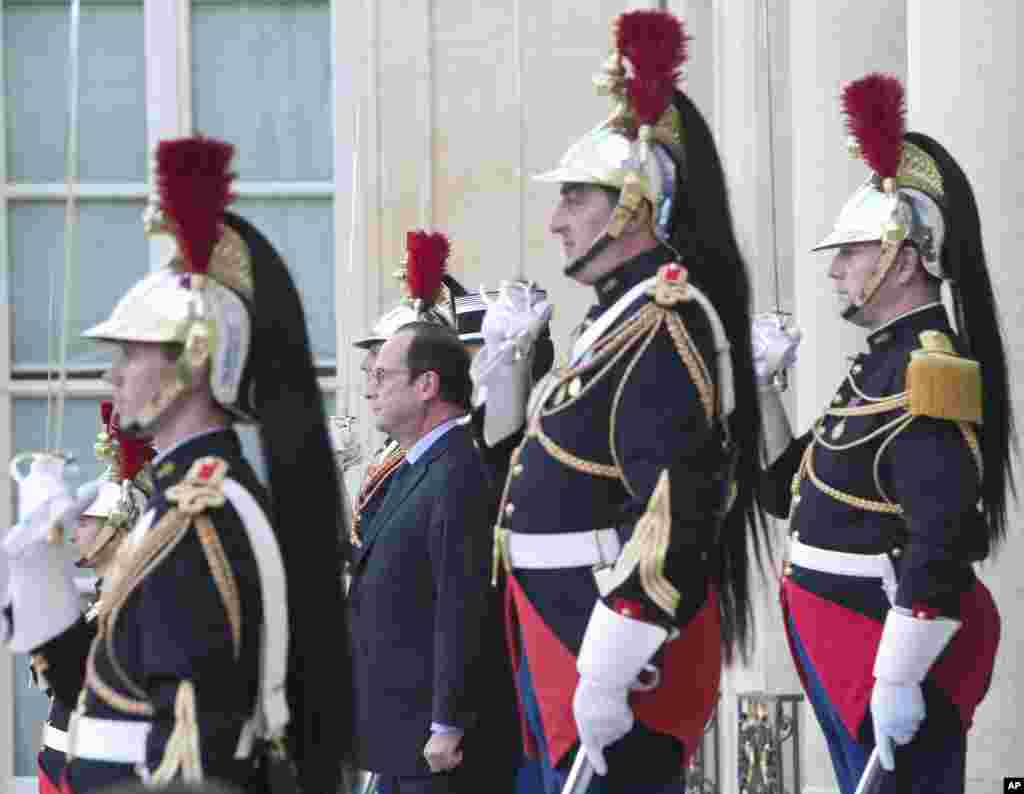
[894,243,923,285]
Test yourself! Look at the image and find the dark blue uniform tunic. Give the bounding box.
[34,429,266,794]
[763,303,998,794]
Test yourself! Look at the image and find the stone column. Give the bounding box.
[907,5,1023,793]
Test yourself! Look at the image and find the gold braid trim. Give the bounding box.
[530,302,662,480]
[90,507,192,710]
[534,431,622,479]
[665,310,715,422]
[827,395,909,417]
[609,317,663,499]
[541,300,660,420]
[871,414,918,508]
[97,508,191,623]
[85,639,154,716]
[491,304,657,583]
[958,421,983,480]
[583,301,660,363]
[628,470,679,617]
[150,680,204,785]
[195,514,243,660]
[801,442,903,515]
[541,319,646,418]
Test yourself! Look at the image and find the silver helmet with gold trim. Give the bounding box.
[83,137,255,429]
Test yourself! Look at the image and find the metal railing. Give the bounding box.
[737,692,804,794]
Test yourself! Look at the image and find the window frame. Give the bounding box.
[0,1,357,788]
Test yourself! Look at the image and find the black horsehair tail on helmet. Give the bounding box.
[667,89,772,666]
[902,132,1017,550]
[223,211,350,794]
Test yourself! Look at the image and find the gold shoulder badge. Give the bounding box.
[156,461,176,481]
[166,457,229,515]
[906,330,982,423]
[648,263,690,308]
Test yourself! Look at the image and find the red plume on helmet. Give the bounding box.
[842,73,905,183]
[155,136,236,275]
[100,400,156,481]
[405,230,450,307]
[616,10,689,129]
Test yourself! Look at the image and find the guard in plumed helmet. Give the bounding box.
[31,402,155,794]
[73,402,155,579]
[757,74,1013,794]
[2,136,349,794]
[473,11,770,794]
[345,230,459,549]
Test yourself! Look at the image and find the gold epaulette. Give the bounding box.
[906,330,982,423]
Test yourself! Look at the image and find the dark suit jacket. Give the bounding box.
[348,423,493,776]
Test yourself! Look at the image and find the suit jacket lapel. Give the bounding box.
[355,425,465,563]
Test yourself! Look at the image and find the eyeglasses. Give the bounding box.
[366,366,413,387]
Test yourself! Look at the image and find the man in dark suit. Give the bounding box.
[348,320,494,794]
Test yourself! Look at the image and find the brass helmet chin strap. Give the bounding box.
[76,520,125,568]
[77,479,141,567]
[842,190,909,322]
[562,187,654,278]
[121,292,215,434]
[841,238,905,321]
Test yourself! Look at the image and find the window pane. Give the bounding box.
[9,200,148,372]
[231,198,336,368]
[13,398,107,482]
[191,0,332,182]
[4,0,146,182]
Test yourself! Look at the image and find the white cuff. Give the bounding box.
[476,355,531,447]
[577,601,668,688]
[7,551,80,653]
[872,609,961,684]
[759,386,793,467]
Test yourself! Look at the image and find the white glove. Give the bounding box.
[3,481,99,652]
[473,281,552,383]
[869,609,960,771]
[573,601,667,775]
[870,680,924,770]
[752,313,802,386]
[328,415,364,472]
[470,281,552,446]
